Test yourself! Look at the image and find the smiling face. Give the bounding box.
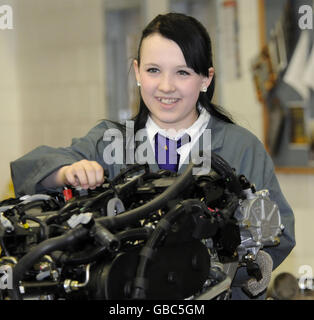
[134,33,214,131]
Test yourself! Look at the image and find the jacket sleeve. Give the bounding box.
[237,134,296,270]
[217,124,295,298]
[10,121,113,197]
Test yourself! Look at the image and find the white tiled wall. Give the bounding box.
[14,0,106,151]
[0,0,21,197]
[1,0,106,195]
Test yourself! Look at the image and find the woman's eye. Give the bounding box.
[177,70,190,76]
[147,68,159,73]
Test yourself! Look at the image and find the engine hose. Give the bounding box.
[9,226,89,300]
[132,199,202,299]
[60,246,108,266]
[111,163,149,185]
[52,190,112,218]
[46,208,81,226]
[11,200,54,216]
[45,202,78,225]
[142,172,165,180]
[211,153,234,177]
[211,152,242,195]
[93,222,121,252]
[80,189,114,212]
[96,161,195,230]
[60,227,153,266]
[115,227,153,242]
[45,190,115,225]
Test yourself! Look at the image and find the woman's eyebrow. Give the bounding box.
[143,63,190,69]
[143,63,160,67]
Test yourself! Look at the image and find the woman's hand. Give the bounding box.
[57,160,105,190]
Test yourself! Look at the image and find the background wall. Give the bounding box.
[0,0,20,198]
[0,0,106,197]
[14,0,107,153]
[0,0,313,284]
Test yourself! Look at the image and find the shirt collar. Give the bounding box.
[146,105,211,145]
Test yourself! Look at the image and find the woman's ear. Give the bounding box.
[202,67,215,90]
[208,67,215,81]
[133,59,140,84]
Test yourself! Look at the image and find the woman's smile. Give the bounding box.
[155,96,181,108]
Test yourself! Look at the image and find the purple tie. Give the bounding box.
[154,133,190,172]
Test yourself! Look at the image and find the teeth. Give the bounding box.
[157,97,179,104]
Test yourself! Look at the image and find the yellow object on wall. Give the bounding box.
[1,180,15,201]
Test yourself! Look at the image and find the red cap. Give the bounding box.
[63,188,73,201]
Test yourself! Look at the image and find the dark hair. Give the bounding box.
[133,12,234,132]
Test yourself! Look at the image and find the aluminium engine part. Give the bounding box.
[234,188,284,260]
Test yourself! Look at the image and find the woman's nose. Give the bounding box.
[158,74,175,92]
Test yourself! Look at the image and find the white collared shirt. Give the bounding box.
[145,106,211,169]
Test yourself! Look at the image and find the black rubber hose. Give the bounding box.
[9,226,89,300]
[211,152,235,178]
[115,227,153,242]
[211,153,242,195]
[96,162,195,230]
[45,190,114,225]
[92,222,120,252]
[59,246,108,266]
[7,200,47,217]
[60,227,152,265]
[45,207,81,226]
[57,201,77,215]
[111,163,149,185]
[45,202,78,225]
[80,189,114,212]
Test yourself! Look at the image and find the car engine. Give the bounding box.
[0,153,283,300]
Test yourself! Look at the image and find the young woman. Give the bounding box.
[10,13,295,299]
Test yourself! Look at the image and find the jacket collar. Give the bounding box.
[205,115,227,151]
